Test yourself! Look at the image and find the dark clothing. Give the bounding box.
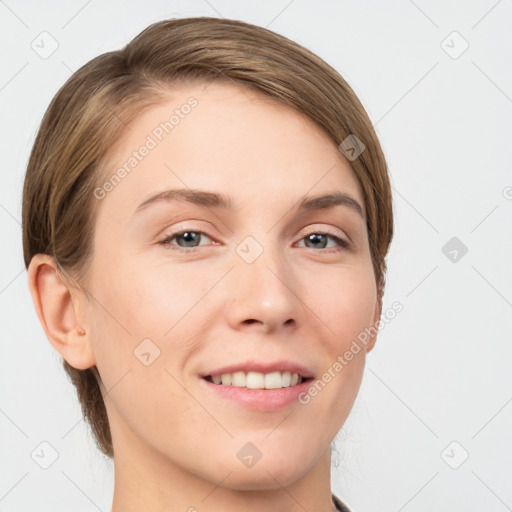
[332,493,351,511]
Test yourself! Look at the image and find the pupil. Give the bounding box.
[307,233,326,248]
[181,232,198,246]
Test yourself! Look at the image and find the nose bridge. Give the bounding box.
[236,231,293,294]
[225,231,301,330]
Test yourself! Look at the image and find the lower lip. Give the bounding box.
[198,377,313,411]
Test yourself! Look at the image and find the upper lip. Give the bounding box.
[200,360,315,379]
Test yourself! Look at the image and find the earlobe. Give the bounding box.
[27,254,96,370]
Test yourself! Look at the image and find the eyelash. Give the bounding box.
[157,229,350,254]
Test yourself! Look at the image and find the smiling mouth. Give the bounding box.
[203,370,312,389]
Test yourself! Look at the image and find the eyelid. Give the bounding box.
[296,223,350,243]
[156,220,217,241]
[158,224,351,253]
[158,222,349,242]
[294,230,351,252]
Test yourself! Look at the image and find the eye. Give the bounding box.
[158,230,212,252]
[296,231,350,253]
[158,228,350,254]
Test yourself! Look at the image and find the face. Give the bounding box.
[84,81,379,489]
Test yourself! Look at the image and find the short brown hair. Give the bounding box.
[22,16,393,459]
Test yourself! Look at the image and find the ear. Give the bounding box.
[27,254,96,370]
[365,288,382,354]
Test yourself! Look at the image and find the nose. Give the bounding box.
[223,242,303,334]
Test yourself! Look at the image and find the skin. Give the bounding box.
[28,82,380,512]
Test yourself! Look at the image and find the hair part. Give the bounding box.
[22,16,393,459]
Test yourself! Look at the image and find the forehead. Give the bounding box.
[97,81,364,218]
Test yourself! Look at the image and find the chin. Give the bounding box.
[203,441,320,491]
[218,462,311,491]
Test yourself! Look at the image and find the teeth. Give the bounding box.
[221,373,232,385]
[207,371,304,389]
[231,371,246,387]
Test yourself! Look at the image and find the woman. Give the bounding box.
[23,17,393,511]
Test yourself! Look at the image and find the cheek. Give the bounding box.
[88,258,185,337]
[301,270,375,433]
[87,258,217,390]
[89,251,377,377]
[315,266,378,349]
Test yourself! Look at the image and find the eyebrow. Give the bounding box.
[134,188,364,218]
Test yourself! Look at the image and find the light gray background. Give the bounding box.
[1,1,511,511]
